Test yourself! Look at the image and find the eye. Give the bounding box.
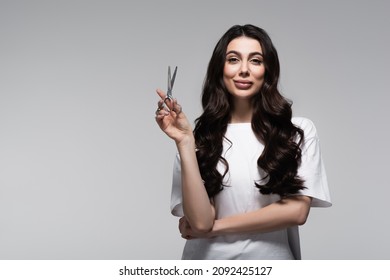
[250,58,263,65]
[227,57,239,64]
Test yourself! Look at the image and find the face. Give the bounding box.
[223,36,265,102]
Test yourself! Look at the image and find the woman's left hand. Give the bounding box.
[179,216,196,239]
[179,216,215,239]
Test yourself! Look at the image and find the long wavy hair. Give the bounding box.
[193,24,305,198]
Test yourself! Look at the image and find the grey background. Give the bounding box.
[0,0,389,259]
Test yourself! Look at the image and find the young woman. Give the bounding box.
[155,24,331,260]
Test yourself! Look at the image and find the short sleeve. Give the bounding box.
[293,117,332,207]
[170,153,184,217]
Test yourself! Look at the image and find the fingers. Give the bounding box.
[155,89,183,117]
[156,89,173,111]
[155,106,169,120]
[179,216,186,225]
[179,217,193,240]
[157,99,164,109]
[178,216,186,232]
[155,98,168,118]
[156,88,166,100]
[157,99,166,112]
[172,99,182,115]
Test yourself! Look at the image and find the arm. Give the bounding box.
[179,195,311,238]
[212,195,311,235]
[155,89,215,233]
[177,138,215,233]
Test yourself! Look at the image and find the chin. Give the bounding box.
[231,90,257,99]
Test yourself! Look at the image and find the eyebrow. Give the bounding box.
[226,50,263,57]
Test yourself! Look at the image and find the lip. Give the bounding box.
[233,80,253,90]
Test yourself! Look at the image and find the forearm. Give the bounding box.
[177,136,215,233]
[211,196,312,236]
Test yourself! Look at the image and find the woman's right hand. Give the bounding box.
[155,89,194,146]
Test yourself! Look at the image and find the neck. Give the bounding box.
[230,99,253,123]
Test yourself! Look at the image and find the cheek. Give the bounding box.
[223,64,238,78]
[251,65,266,80]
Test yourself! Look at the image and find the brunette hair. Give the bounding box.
[193,24,305,198]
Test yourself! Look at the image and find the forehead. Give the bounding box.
[226,36,263,54]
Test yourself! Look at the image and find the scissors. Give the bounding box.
[164,66,178,102]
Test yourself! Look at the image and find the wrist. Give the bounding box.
[176,134,196,150]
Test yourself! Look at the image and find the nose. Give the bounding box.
[239,61,249,77]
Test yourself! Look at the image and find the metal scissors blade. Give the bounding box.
[167,66,177,100]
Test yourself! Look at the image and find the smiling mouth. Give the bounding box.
[234,80,253,89]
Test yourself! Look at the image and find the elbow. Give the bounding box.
[292,196,311,226]
[184,205,216,234]
[296,212,309,226]
[295,206,310,226]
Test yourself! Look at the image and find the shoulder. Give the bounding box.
[292,117,318,139]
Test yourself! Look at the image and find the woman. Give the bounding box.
[155,24,331,259]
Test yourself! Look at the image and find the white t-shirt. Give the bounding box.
[170,117,331,260]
